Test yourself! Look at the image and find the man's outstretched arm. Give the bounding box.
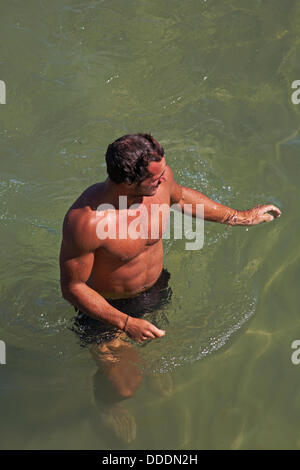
[167,165,282,226]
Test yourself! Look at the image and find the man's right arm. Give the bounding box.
[59,218,128,330]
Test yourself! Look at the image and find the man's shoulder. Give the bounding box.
[62,182,106,252]
[69,182,106,209]
[164,164,182,204]
[164,164,173,179]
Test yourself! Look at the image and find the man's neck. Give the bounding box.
[104,178,143,208]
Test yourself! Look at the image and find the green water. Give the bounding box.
[1,0,300,449]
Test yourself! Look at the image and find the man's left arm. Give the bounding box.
[167,166,282,226]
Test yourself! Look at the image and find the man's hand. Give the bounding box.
[235,204,282,226]
[124,317,165,343]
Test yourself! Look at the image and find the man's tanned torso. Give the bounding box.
[61,163,177,300]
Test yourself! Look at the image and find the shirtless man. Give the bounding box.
[59,133,281,442]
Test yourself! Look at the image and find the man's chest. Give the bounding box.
[95,192,171,260]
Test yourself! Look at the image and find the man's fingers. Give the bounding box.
[149,325,165,338]
[141,329,164,341]
[263,205,282,218]
[262,213,274,223]
[145,332,155,339]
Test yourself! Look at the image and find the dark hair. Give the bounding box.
[105,133,164,184]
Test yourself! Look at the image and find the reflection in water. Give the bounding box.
[90,330,176,443]
[91,334,141,443]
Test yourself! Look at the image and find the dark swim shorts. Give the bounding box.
[70,268,172,347]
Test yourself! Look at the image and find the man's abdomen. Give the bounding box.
[87,240,164,299]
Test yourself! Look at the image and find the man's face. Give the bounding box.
[134,157,167,196]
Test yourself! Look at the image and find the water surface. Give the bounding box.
[0,0,300,449]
